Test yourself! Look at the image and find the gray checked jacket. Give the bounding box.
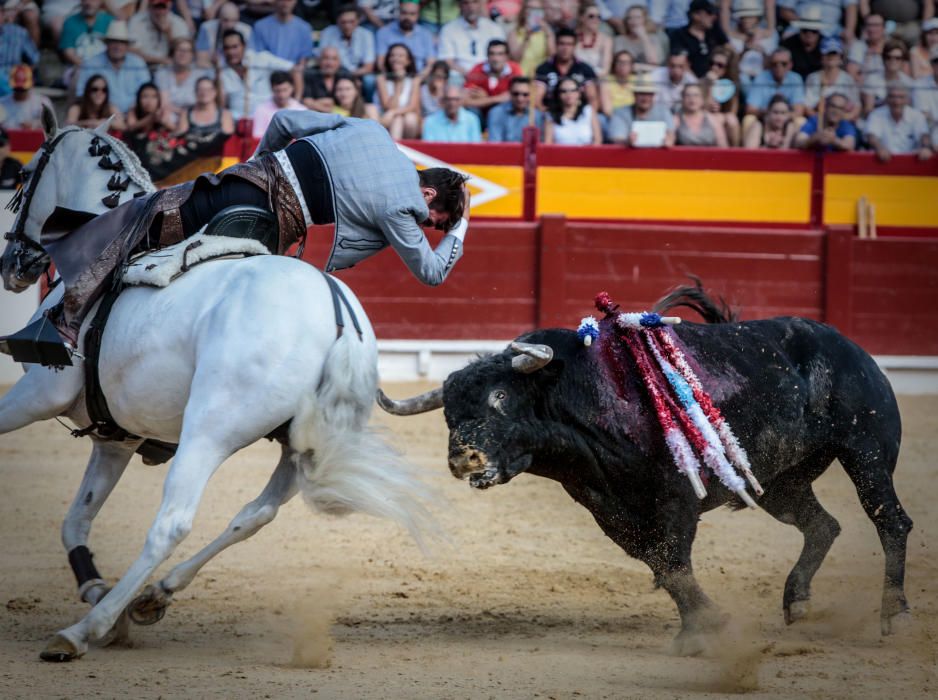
[255,109,464,285]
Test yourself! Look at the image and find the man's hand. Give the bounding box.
[875,146,892,163]
[918,146,934,161]
[461,182,471,220]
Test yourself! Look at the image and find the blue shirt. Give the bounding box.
[746,70,805,111]
[251,15,313,64]
[76,51,151,112]
[0,24,39,74]
[799,115,857,149]
[318,25,376,72]
[374,21,436,72]
[486,101,544,143]
[422,108,482,142]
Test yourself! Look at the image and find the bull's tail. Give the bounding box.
[652,276,737,324]
[288,301,440,551]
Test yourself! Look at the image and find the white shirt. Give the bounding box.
[913,75,938,126]
[439,17,506,73]
[865,104,930,154]
[650,65,697,114]
[552,104,595,146]
[804,70,859,110]
[221,49,294,120]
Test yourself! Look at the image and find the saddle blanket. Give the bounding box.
[122,232,269,288]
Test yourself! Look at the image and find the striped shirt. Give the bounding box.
[0,24,39,74]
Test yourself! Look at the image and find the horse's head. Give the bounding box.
[0,104,154,292]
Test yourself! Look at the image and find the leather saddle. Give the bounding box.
[202,204,279,254]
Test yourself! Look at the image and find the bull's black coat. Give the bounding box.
[441,289,911,645]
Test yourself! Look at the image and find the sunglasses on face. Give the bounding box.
[886,54,904,60]
[711,60,727,68]
[510,91,530,97]
[771,61,790,67]
[89,86,107,93]
[559,87,580,93]
[584,12,599,18]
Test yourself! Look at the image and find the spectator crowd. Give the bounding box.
[0,0,934,181]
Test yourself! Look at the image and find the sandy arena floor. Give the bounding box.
[0,382,935,699]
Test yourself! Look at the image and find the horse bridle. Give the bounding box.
[2,128,77,269]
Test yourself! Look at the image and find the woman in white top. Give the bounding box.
[154,38,212,128]
[544,77,602,145]
[575,3,612,76]
[374,43,422,139]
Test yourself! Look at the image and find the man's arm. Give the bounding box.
[254,109,347,155]
[381,188,471,286]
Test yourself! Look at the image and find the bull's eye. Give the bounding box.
[488,389,508,413]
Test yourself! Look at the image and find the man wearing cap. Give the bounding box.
[0,64,51,128]
[779,1,856,44]
[669,0,730,78]
[745,47,805,118]
[59,0,112,70]
[609,72,676,146]
[127,0,191,67]
[0,0,39,76]
[375,0,436,73]
[804,36,859,119]
[4,108,473,357]
[913,44,938,130]
[75,20,150,112]
[865,82,933,162]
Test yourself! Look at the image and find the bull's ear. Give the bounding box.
[40,103,58,142]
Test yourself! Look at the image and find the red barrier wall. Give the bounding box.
[311,217,938,356]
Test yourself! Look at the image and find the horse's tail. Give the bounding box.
[287,285,440,552]
[652,276,738,324]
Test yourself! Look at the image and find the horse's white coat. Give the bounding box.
[0,116,435,660]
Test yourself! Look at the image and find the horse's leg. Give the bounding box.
[129,443,298,624]
[62,438,138,601]
[40,433,234,662]
[0,365,82,433]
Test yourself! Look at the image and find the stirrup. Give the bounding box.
[0,316,77,367]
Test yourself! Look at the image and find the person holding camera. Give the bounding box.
[508,0,555,76]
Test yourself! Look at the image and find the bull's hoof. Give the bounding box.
[671,629,709,657]
[128,585,171,626]
[881,609,913,636]
[784,599,810,625]
[39,634,84,662]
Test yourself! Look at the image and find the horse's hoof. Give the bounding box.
[671,629,708,657]
[39,634,84,662]
[128,585,170,626]
[881,609,913,636]
[784,600,810,625]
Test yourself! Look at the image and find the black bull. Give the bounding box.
[379,288,912,648]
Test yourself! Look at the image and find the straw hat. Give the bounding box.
[732,0,763,20]
[104,20,130,42]
[632,73,658,94]
[791,5,827,32]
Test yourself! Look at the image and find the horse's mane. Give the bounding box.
[90,130,157,193]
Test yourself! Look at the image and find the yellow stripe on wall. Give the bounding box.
[824,174,938,227]
[452,164,523,218]
[537,167,812,223]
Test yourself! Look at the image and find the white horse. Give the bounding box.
[0,109,432,661]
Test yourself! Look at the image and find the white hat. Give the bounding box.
[631,72,658,94]
[791,5,828,32]
[732,0,763,20]
[104,20,131,42]
[923,17,938,33]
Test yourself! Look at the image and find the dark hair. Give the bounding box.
[78,73,111,121]
[385,42,417,77]
[549,77,585,124]
[336,3,359,18]
[417,168,469,231]
[884,37,909,61]
[195,75,215,91]
[508,76,531,89]
[765,93,791,119]
[270,70,292,88]
[133,82,161,119]
[556,27,577,42]
[487,39,508,53]
[332,75,366,118]
[221,28,245,46]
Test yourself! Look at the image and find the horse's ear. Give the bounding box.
[93,114,116,135]
[40,103,58,141]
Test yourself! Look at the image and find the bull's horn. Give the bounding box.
[376,387,444,415]
[510,342,554,373]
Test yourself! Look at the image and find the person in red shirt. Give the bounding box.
[463,39,522,122]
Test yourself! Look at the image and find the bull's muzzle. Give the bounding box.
[448,447,488,480]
